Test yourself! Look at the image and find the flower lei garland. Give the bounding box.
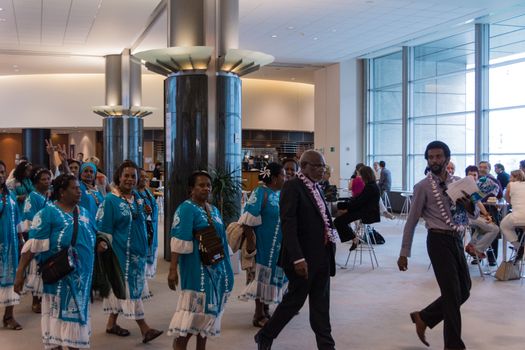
[426,172,467,233]
[297,171,339,244]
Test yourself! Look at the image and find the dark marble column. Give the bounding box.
[103,117,143,180]
[22,128,51,167]
[163,73,208,259]
[216,73,242,224]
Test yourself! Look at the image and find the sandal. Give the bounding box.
[263,305,272,319]
[142,328,163,343]
[252,315,269,328]
[3,316,22,330]
[32,303,42,314]
[106,324,130,337]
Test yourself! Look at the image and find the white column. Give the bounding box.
[314,59,364,190]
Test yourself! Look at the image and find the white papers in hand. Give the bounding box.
[445,176,479,202]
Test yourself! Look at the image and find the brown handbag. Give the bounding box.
[193,204,225,266]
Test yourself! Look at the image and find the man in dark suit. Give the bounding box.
[255,150,337,350]
[378,160,392,197]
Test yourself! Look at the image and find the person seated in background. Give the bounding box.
[350,171,365,197]
[463,166,499,260]
[373,161,380,181]
[494,163,510,190]
[319,165,338,202]
[500,169,525,262]
[152,162,162,180]
[334,166,380,249]
[446,161,456,177]
[478,161,503,265]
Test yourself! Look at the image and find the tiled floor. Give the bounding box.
[2,219,525,349]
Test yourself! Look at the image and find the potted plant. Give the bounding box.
[210,167,243,225]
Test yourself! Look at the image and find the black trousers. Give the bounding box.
[259,262,335,350]
[421,231,471,349]
[333,211,366,242]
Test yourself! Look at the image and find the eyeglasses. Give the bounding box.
[307,163,327,169]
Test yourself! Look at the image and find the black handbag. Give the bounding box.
[38,207,79,284]
[193,204,225,266]
[146,219,154,246]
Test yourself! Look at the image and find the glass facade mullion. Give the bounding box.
[367,13,525,189]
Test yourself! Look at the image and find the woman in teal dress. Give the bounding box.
[0,160,23,330]
[78,162,103,223]
[136,168,159,279]
[15,174,99,349]
[6,160,34,217]
[22,166,52,313]
[168,171,234,350]
[238,163,287,327]
[96,160,162,344]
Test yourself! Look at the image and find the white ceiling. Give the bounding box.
[1,0,525,78]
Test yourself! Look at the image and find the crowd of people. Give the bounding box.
[1,140,524,350]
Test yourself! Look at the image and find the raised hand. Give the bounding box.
[44,139,54,156]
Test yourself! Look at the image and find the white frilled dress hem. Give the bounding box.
[145,249,158,279]
[102,283,152,320]
[41,294,91,349]
[24,259,43,296]
[238,264,287,304]
[167,290,228,338]
[0,286,20,306]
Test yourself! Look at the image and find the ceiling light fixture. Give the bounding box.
[271,34,278,38]
[0,18,6,22]
[0,8,3,11]
[313,37,319,41]
[332,28,337,32]
[287,26,295,30]
[12,65,18,68]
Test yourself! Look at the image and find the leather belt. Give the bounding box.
[428,228,461,237]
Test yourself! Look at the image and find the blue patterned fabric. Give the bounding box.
[79,182,103,224]
[28,204,96,325]
[0,191,20,296]
[96,193,148,300]
[239,186,287,303]
[135,189,158,272]
[171,200,233,316]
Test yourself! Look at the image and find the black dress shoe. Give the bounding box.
[254,332,273,350]
[410,311,429,347]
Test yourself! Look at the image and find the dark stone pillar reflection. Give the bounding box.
[103,116,143,181]
[164,73,208,260]
[216,73,242,225]
[22,128,51,167]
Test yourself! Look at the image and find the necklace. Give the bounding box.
[296,171,338,244]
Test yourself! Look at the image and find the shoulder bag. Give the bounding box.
[38,207,79,284]
[193,204,225,266]
[494,260,521,281]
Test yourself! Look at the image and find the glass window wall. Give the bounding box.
[368,51,403,189]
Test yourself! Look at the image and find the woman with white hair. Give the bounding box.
[500,169,525,261]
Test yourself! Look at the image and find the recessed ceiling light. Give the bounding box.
[287,26,295,30]
[14,69,19,72]
[0,18,6,22]
[12,65,18,68]
[331,28,337,33]
[271,34,278,38]
[313,37,319,41]
[0,8,3,11]
[291,77,296,81]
